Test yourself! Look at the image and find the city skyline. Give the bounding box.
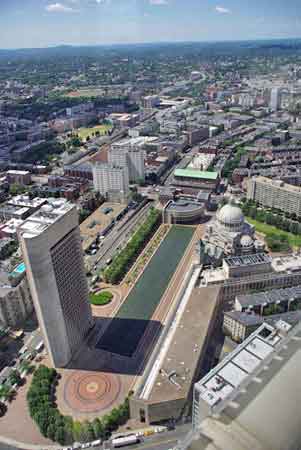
[1,0,301,49]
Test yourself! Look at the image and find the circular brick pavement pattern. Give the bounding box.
[64,372,121,414]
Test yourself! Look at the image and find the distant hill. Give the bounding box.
[1,39,301,61]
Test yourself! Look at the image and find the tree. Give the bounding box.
[0,385,12,402]
[79,208,90,224]
[92,418,105,439]
[0,402,7,417]
[73,421,84,442]
[70,136,82,147]
[249,206,257,219]
[289,220,299,234]
[84,421,95,442]
[8,370,21,387]
[20,360,33,374]
[64,416,74,444]
[9,184,26,196]
[265,212,274,225]
[46,423,56,440]
[54,426,66,445]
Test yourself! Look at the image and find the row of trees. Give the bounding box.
[104,208,161,284]
[241,200,301,236]
[27,365,130,446]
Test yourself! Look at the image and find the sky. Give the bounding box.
[1,0,301,49]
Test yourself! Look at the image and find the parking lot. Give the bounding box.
[80,203,127,252]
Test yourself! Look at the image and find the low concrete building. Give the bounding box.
[223,309,301,342]
[163,199,205,224]
[201,253,301,303]
[235,284,301,315]
[130,284,222,425]
[177,320,301,450]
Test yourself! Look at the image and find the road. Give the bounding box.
[88,201,153,273]
[0,418,190,450]
[164,155,193,186]
[102,424,191,450]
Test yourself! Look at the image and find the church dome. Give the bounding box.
[217,203,244,229]
[240,234,253,248]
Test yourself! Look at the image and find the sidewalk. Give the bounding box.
[0,434,61,450]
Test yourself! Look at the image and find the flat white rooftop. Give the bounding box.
[201,254,301,286]
[195,321,290,411]
[7,170,30,176]
[272,255,301,273]
[19,199,74,238]
[112,136,157,147]
[8,195,46,209]
[1,218,24,234]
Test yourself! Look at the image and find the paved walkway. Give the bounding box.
[0,371,54,448]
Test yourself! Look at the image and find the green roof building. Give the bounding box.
[174,169,218,181]
[173,169,219,191]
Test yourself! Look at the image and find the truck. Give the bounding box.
[111,434,140,448]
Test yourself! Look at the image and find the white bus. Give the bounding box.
[111,435,140,448]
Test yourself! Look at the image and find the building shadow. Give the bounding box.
[70,316,163,376]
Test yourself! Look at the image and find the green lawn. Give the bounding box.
[77,124,112,141]
[246,217,301,248]
[96,226,195,356]
[89,291,113,306]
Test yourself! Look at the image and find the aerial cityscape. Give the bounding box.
[2,2,301,450]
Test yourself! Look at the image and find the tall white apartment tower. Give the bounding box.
[18,199,93,368]
[110,139,146,183]
[270,87,281,111]
[128,148,145,183]
[92,163,130,203]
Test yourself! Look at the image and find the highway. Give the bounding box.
[87,201,153,273]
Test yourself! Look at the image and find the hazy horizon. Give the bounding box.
[2,36,301,52]
[1,0,301,49]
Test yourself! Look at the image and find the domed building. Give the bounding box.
[217,203,245,232]
[200,200,265,265]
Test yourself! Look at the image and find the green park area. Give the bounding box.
[77,124,112,141]
[89,291,113,306]
[67,88,105,98]
[247,217,301,251]
[97,226,195,356]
